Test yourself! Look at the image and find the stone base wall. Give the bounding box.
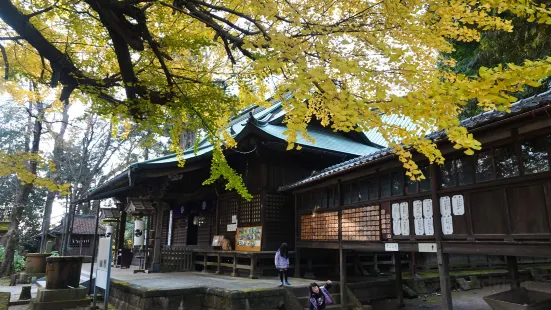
[109,280,299,310]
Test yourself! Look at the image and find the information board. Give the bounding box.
[235,226,262,252]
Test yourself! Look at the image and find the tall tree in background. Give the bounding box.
[39,100,70,253]
[448,0,551,117]
[0,83,45,277]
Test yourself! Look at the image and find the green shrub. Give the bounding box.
[0,247,26,273]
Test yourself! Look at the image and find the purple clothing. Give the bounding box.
[309,285,333,310]
[274,250,289,269]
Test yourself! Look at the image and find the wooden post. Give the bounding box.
[507,256,520,290]
[203,253,208,273]
[294,248,301,278]
[231,253,237,277]
[152,201,165,272]
[216,253,222,274]
[394,252,404,307]
[430,164,453,310]
[339,247,347,308]
[249,255,257,279]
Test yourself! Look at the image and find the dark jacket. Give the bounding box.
[309,283,333,310]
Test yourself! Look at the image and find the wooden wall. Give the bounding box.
[294,117,551,257]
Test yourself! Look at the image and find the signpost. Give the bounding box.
[94,236,113,310]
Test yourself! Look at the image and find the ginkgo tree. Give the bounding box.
[1,0,551,199]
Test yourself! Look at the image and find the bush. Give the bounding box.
[0,246,26,273]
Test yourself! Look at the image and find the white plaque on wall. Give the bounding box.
[424,217,434,235]
[392,203,400,220]
[384,243,399,252]
[441,216,454,235]
[414,218,425,235]
[452,195,465,215]
[418,243,438,253]
[423,199,433,218]
[393,219,402,235]
[400,202,409,219]
[401,218,410,236]
[440,196,452,216]
[413,200,423,218]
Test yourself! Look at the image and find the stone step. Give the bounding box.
[303,304,346,310]
[291,283,340,297]
[298,293,341,308]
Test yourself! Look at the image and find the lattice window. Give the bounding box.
[219,196,238,234]
[300,212,338,240]
[265,194,286,223]
[342,205,381,241]
[239,194,261,225]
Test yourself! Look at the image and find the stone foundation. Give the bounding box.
[109,280,299,310]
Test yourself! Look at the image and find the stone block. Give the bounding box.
[469,276,481,289]
[456,278,471,291]
[19,286,32,300]
[402,284,418,298]
[36,286,87,302]
[29,296,91,310]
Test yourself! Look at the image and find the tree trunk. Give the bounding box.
[0,98,44,277]
[39,99,70,253]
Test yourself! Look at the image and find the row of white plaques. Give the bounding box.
[384,242,437,253]
[391,195,464,236]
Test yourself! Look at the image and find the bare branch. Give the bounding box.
[25,3,57,19]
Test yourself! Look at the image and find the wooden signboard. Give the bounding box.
[235,226,263,252]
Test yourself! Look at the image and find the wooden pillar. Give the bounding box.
[294,248,301,278]
[430,164,453,310]
[339,248,347,308]
[216,253,222,274]
[117,210,127,251]
[249,255,257,279]
[202,253,208,273]
[231,253,237,277]
[394,252,404,307]
[507,256,520,290]
[152,201,165,272]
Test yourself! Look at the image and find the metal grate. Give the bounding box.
[300,212,338,240]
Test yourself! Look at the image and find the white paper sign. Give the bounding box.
[424,217,434,236]
[440,196,452,216]
[452,195,465,215]
[392,203,401,220]
[393,219,402,235]
[384,243,399,252]
[227,224,237,231]
[400,202,409,219]
[232,215,237,223]
[95,237,112,289]
[413,200,423,218]
[418,243,437,253]
[423,199,433,218]
[401,218,410,236]
[441,216,454,235]
[414,218,425,235]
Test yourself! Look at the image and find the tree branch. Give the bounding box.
[25,3,57,19]
[0,43,8,80]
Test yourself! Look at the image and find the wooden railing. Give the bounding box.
[160,247,194,272]
[192,250,294,279]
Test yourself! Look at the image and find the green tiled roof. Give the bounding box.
[85,100,383,200]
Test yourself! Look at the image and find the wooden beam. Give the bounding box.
[151,201,165,272]
[394,252,404,308]
[443,242,551,257]
[507,256,520,290]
